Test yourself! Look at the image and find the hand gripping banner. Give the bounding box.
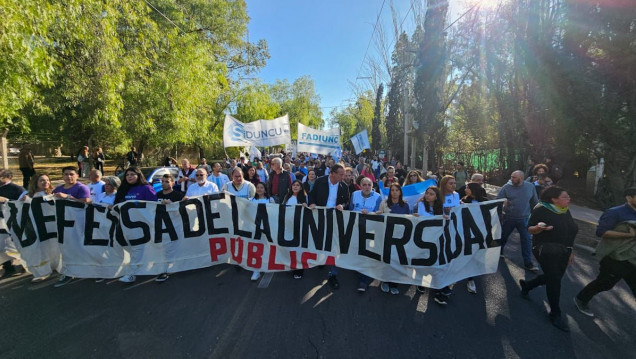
[0,195,503,289]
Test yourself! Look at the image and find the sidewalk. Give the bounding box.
[484,184,602,225]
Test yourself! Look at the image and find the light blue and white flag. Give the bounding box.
[350,130,370,154]
[331,147,342,162]
[223,114,291,148]
[378,178,438,209]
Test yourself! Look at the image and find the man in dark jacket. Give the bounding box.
[266,157,292,204]
[308,164,350,289]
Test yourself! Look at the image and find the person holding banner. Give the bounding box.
[302,169,317,194]
[185,168,219,198]
[222,167,255,200]
[460,182,488,294]
[348,177,383,292]
[156,174,184,205]
[0,169,26,277]
[308,164,350,290]
[283,180,309,279]
[376,183,411,295]
[251,182,275,204]
[433,175,461,305]
[114,167,158,204]
[23,173,53,199]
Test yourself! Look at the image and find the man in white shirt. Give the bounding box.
[222,167,255,199]
[208,162,230,190]
[88,169,105,202]
[185,168,219,198]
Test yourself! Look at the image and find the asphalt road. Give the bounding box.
[1,222,635,359]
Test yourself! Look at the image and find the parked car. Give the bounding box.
[117,166,180,193]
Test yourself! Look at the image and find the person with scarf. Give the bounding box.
[520,186,578,332]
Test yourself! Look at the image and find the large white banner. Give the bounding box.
[297,123,341,155]
[0,195,503,288]
[351,129,371,154]
[223,114,291,148]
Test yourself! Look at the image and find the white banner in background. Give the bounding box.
[351,129,371,154]
[1,196,504,289]
[297,123,341,155]
[223,114,291,148]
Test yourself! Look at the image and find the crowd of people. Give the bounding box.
[0,150,634,333]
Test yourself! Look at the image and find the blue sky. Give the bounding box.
[246,1,464,120]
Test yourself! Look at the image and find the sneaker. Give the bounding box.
[380,282,390,293]
[416,286,426,293]
[357,281,368,292]
[328,275,340,290]
[434,292,448,305]
[156,273,169,282]
[31,274,50,283]
[519,279,530,299]
[94,278,105,283]
[440,286,453,297]
[550,314,570,332]
[390,287,399,295]
[54,275,73,288]
[118,275,136,283]
[292,270,303,279]
[573,297,594,317]
[467,279,477,294]
[525,264,540,272]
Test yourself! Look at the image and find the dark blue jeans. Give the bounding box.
[500,216,534,266]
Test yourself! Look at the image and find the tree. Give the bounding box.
[371,83,384,151]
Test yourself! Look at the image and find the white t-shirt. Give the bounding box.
[94,191,116,206]
[222,181,255,199]
[89,181,105,201]
[285,196,298,206]
[185,181,219,197]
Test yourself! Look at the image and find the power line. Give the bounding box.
[355,0,387,79]
[142,0,186,34]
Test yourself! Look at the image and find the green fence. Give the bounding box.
[442,149,524,173]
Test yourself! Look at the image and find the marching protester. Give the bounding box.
[574,187,636,318]
[197,158,212,174]
[349,177,383,292]
[403,170,425,186]
[251,182,275,204]
[88,169,105,202]
[283,180,309,280]
[308,164,349,289]
[266,157,292,204]
[185,168,219,198]
[302,168,317,193]
[412,185,444,293]
[0,169,26,277]
[223,167,256,200]
[255,161,269,183]
[178,159,197,193]
[114,167,157,204]
[360,163,376,184]
[497,170,540,272]
[460,182,488,294]
[376,183,410,295]
[51,166,91,287]
[520,186,578,332]
[23,173,53,199]
[379,166,399,187]
[153,174,184,283]
[113,167,158,283]
[93,176,120,207]
[157,174,184,204]
[342,167,359,196]
[208,162,230,191]
[245,166,260,186]
[432,175,461,305]
[457,173,487,199]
